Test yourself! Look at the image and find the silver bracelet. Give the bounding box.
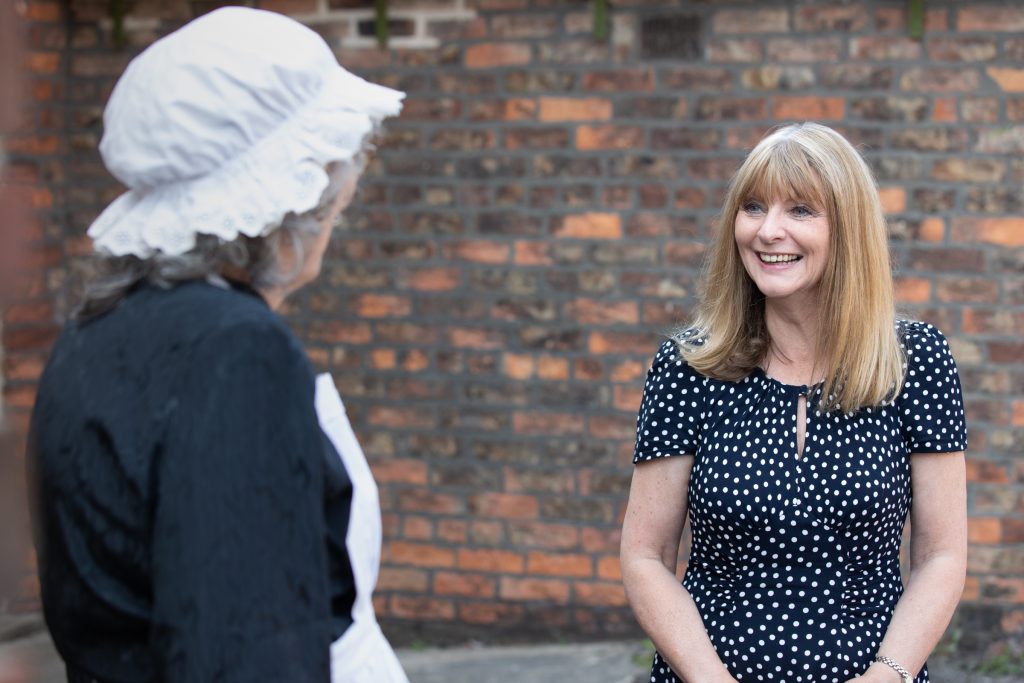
[874,655,913,683]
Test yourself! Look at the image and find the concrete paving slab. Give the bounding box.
[397,641,648,683]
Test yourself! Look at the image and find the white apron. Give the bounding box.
[315,374,409,683]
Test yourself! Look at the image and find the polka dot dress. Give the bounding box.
[633,321,966,683]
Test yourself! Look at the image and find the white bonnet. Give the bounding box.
[88,6,405,258]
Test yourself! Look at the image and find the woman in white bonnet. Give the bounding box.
[28,8,406,682]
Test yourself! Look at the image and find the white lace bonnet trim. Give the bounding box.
[87,7,404,258]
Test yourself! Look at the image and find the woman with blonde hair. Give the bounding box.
[621,122,966,683]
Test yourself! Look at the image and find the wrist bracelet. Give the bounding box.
[874,655,913,683]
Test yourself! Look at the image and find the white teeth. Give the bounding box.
[759,253,801,264]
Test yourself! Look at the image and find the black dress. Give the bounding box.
[633,321,966,683]
[28,280,355,683]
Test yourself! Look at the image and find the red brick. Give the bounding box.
[963,310,1024,336]
[367,406,435,430]
[449,327,505,350]
[766,38,842,63]
[457,548,525,573]
[514,241,551,265]
[500,576,569,603]
[260,0,317,12]
[3,325,58,352]
[936,277,999,304]
[713,9,788,34]
[5,136,59,155]
[966,458,1010,485]
[589,331,657,355]
[566,299,638,326]
[386,541,454,568]
[369,458,428,485]
[470,520,504,545]
[465,43,531,69]
[307,319,372,342]
[444,240,510,263]
[933,98,957,122]
[24,52,59,74]
[434,571,496,597]
[402,516,433,540]
[968,517,1002,544]
[597,556,622,581]
[3,355,45,382]
[953,218,1024,247]
[582,68,655,92]
[553,213,622,239]
[468,491,539,519]
[537,356,569,381]
[900,68,980,92]
[773,96,844,120]
[894,278,930,304]
[708,38,763,63]
[958,6,1024,32]
[404,267,461,291]
[576,125,644,151]
[851,36,921,61]
[574,581,628,606]
[795,4,867,31]
[527,551,592,578]
[397,490,464,515]
[1004,520,1024,544]
[507,521,579,550]
[989,341,1024,364]
[613,386,643,412]
[353,294,410,318]
[988,68,1024,93]
[376,567,428,592]
[458,601,525,624]
[505,468,574,495]
[918,218,944,242]
[437,519,468,544]
[879,187,906,213]
[512,412,584,436]
[539,97,612,122]
[390,595,455,620]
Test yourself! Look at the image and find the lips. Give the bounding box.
[758,252,802,264]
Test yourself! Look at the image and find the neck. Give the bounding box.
[256,284,287,311]
[763,294,820,378]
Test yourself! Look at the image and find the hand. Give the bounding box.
[845,662,904,683]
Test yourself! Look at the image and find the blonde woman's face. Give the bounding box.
[733,196,830,304]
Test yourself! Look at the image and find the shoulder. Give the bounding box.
[645,332,709,385]
[896,318,949,346]
[896,319,955,363]
[143,282,309,376]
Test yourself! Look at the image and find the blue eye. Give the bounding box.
[791,205,814,217]
[743,201,764,214]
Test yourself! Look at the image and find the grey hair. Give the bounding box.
[74,161,358,320]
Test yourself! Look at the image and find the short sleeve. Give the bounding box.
[152,319,334,681]
[898,322,967,454]
[632,339,707,464]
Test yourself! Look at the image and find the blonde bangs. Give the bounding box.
[680,123,905,414]
[735,140,828,212]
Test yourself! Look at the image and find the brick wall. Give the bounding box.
[4,0,1023,655]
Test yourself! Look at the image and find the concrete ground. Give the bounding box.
[2,615,1021,683]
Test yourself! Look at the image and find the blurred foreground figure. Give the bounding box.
[27,8,404,682]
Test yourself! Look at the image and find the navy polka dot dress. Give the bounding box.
[632,321,966,683]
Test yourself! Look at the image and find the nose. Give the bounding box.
[757,205,786,242]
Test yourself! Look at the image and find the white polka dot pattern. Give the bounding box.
[632,321,966,683]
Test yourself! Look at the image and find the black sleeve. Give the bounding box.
[632,339,707,464]
[898,322,967,454]
[150,319,332,682]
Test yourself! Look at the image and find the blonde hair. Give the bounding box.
[680,122,904,413]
